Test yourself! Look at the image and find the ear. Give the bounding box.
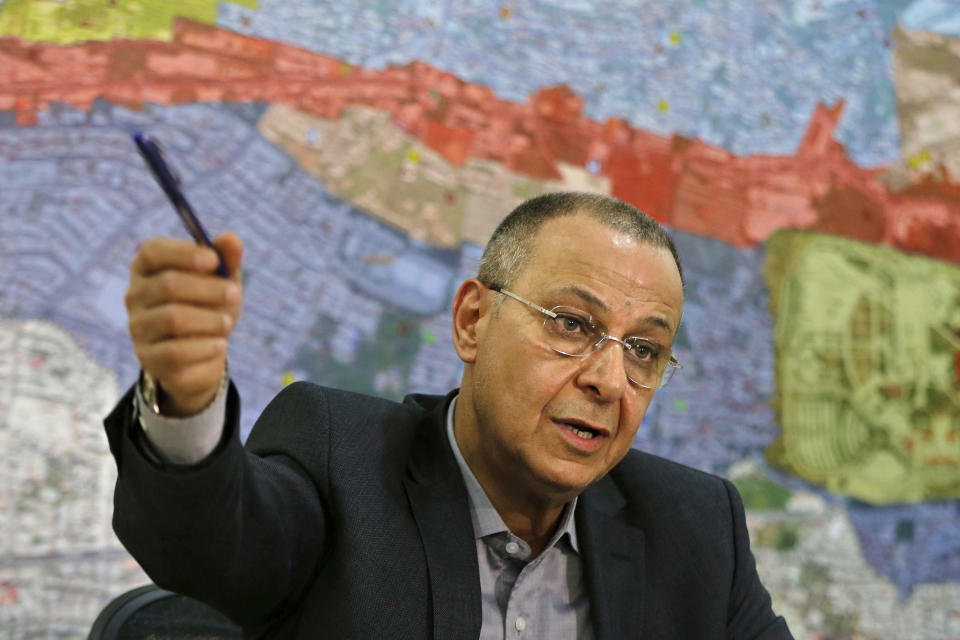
[451,278,489,364]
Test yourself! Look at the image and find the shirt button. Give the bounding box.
[515,616,527,632]
[505,541,521,555]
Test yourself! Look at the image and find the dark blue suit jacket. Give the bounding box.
[105,381,792,639]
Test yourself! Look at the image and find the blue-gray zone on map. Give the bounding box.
[2,100,958,599]
[900,0,960,37]
[850,500,960,600]
[215,0,955,168]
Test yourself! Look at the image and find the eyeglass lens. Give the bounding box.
[542,308,675,388]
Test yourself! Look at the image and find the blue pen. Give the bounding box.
[131,131,228,278]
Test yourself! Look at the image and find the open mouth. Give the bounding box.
[557,419,605,441]
[566,424,599,439]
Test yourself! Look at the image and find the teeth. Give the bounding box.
[568,425,596,440]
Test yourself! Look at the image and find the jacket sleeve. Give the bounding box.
[104,381,328,634]
[723,478,795,640]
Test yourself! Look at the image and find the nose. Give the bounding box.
[575,335,628,400]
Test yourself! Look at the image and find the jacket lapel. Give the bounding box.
[401,391,482,640]
[577,476,646,639]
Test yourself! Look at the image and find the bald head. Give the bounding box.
[476,192,683,290]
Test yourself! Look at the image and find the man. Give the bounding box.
[106,192,793,638]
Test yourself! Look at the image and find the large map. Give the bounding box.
[1,1,959,637]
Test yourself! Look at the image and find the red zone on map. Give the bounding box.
[1,18,959,265]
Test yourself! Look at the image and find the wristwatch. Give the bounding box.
[139,366,228,417]
[141,369,163,416]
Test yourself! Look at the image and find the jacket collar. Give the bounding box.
[401,390,483,640]
[578,474,647,639]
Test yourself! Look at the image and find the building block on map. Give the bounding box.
[14,94,37,125]
[814,184,887,243]
[605,144,676,224]
[422,120,474,167]
[530,85,584,123]
[796,100,846,159]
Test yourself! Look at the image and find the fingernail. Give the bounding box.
[224,282,240,302]
[222,314,233,331]
[215,338,228,351]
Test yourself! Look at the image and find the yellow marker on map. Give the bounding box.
[669,31,682,45]
[407,148,420,164]
[657,99,670,113]
[908,149,931,170]
[500,6,512,19]
[281,372,296,387]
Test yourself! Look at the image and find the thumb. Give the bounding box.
[214,232,243,284]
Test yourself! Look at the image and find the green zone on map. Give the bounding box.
[0,0,257,44]
[765,231,960,504]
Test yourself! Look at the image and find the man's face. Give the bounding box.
[460,213,685,503]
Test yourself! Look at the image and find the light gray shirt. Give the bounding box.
[137,384,594,638]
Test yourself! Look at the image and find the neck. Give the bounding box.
[496,500,567,559]
[453,395,572,559]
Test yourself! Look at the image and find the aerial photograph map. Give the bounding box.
[0,0,959,637]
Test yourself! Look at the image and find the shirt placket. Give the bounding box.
[498,533,539,639]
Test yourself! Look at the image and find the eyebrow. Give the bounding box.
[552,284,675,334]
[555,284,609,313]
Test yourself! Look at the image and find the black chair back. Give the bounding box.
[88,584,244,639]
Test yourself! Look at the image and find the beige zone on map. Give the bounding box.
[892,26,960,181]
[256,103,611,249]
[764,231,960,504]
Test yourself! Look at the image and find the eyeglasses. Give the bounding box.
[489,286,681,389]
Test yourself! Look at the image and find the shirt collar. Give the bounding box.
[445,394,580,553]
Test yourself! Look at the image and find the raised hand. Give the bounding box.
[125,233,243,416]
